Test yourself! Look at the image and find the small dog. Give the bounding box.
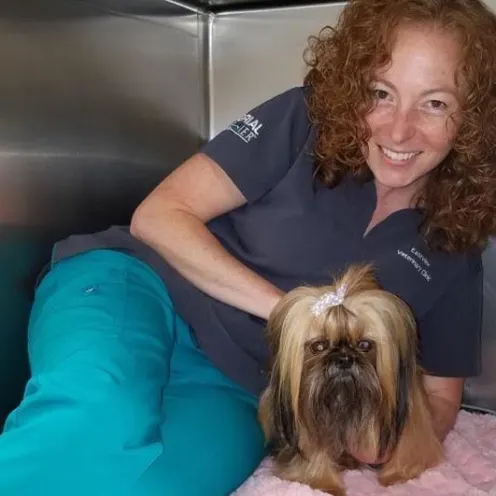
[259,264,443,496]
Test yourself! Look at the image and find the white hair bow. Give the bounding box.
[311,284,347,316]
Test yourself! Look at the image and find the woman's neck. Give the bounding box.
[374,180,420,210]
[364,180,421,236]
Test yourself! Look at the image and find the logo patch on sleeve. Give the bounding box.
[228,113,263,143]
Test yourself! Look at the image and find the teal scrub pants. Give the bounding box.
[0,250,266,496]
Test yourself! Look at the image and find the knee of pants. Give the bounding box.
[28,250,177,378]
[5,246,172,454]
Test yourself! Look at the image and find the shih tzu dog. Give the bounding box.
[259,264,443,496]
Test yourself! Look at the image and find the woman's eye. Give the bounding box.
[357,340,372,352]
[310,340,329,353]
[427,99,448,111]
[372,89,390,100]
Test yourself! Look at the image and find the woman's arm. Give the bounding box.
[130,152,284,320]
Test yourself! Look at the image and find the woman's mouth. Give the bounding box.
[379,145,422,163]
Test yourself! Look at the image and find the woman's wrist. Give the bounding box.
[260,289,285,321]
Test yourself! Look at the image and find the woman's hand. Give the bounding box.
[131,152,284,320]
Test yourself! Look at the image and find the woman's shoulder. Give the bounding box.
[238,85,312,128]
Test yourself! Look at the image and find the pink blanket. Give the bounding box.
[234,410,496,495]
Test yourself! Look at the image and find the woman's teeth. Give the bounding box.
[380,146,420,161]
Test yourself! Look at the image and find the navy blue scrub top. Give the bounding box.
[51,86,483,396]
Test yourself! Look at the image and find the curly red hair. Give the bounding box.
[304,0,496,253]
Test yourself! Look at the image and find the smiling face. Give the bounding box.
[364,24,464,202]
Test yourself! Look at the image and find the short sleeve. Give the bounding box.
[417,257,483,378]
[199,86,311,203]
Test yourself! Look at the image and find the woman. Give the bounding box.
[1,0,496,495]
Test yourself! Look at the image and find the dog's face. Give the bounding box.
[301,321,381,439]
[259,265,443,494]
[261,265,418,464]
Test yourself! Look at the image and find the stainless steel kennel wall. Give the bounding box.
[0,0,495,426]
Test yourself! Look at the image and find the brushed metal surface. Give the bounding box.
[0,0,207,425]
[463,239,496,413]
[138,0,496,13]
[158,0,342,11]
[0,0,205,19]
[0,9,206,231]
[209,4,346,136]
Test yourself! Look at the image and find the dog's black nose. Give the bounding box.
[336,353,353,369]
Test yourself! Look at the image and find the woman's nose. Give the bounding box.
[389,108,416,144]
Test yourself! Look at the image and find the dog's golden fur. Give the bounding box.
[259,264,443,495]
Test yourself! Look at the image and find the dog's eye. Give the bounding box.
[357,340,372,352]
[310,340,329,353]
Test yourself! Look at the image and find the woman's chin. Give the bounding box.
[373,172,427,197]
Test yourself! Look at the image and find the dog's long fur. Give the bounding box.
[259,264,443,495]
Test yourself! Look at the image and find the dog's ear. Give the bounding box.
[259,367,302,458]
[377,353,412,458]
[378,374,443,486]
[394,354,412,439]
[378,339,444,488]
[275,381,300,454]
